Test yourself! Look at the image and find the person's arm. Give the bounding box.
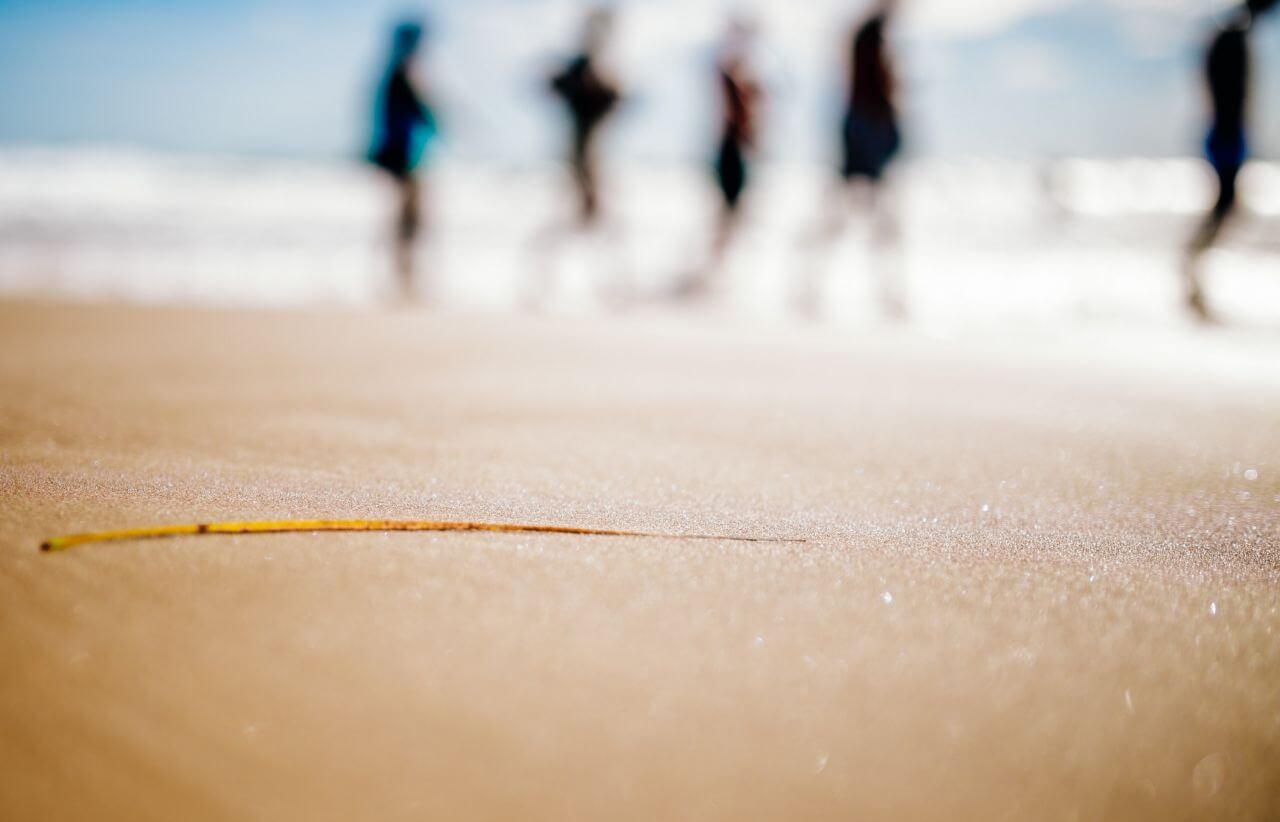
[390,70,436,131]
[415,92,437,133]
[405,74,436,131]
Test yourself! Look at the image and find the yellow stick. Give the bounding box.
[40,519,800,552]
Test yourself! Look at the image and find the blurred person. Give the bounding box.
[796,1,904,319]
[842,1,900,193]
[673,17,765,299]
[369,19,439,302]
[550,8,621,227]
[1183,0,1276,322]
[713,20,765,256]
[530,8,626,308]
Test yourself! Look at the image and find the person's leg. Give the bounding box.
[712,139,746,259]
[1183,165,1237,321]
[791,177,858,317]
[866,178,907,319]
[395,176,421,300]
[527,152,593,309]
[573,134,602,228]
[575,165,598,227]
[673,138,743,300]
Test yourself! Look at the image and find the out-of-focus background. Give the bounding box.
[1,0,1277,325]
[6,7,1280,818]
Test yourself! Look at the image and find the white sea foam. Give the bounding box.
[0,146,1276,326]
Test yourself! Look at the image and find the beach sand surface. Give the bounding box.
[1,300,1278,820]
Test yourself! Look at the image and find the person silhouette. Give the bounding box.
[672,17,764,299]
[714,19,764,246]
[1184,0,1276,321]
[796,2,905,318]
[550,8,621,227]
[841,2,900,192]
[369,20,438,302]
[530,8,625,308]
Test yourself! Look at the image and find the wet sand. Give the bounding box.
[1,299,1278,820]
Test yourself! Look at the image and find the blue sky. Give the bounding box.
[0,0,1277,162]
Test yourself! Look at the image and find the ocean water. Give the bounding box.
[1,146,1277,328]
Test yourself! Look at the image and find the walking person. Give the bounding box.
[530,8,626,307]
[673,17,764,299]
[369,20,439,302]
[796,2,905,318]
[1183,0,1276,321]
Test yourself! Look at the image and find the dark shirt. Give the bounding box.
[849,15,895,123]
[371,64,435,176]
[551,55,619,156]
[1207,27,1248,136]
[719,58,760,146]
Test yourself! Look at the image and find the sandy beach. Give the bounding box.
[2,299,1278,820]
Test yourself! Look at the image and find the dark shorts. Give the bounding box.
[1206,127,1246,217]
[716,136,747,210]
[371,142,413,180]
[842,112,900,182]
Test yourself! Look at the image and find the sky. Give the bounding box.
[0,0,1277,163]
